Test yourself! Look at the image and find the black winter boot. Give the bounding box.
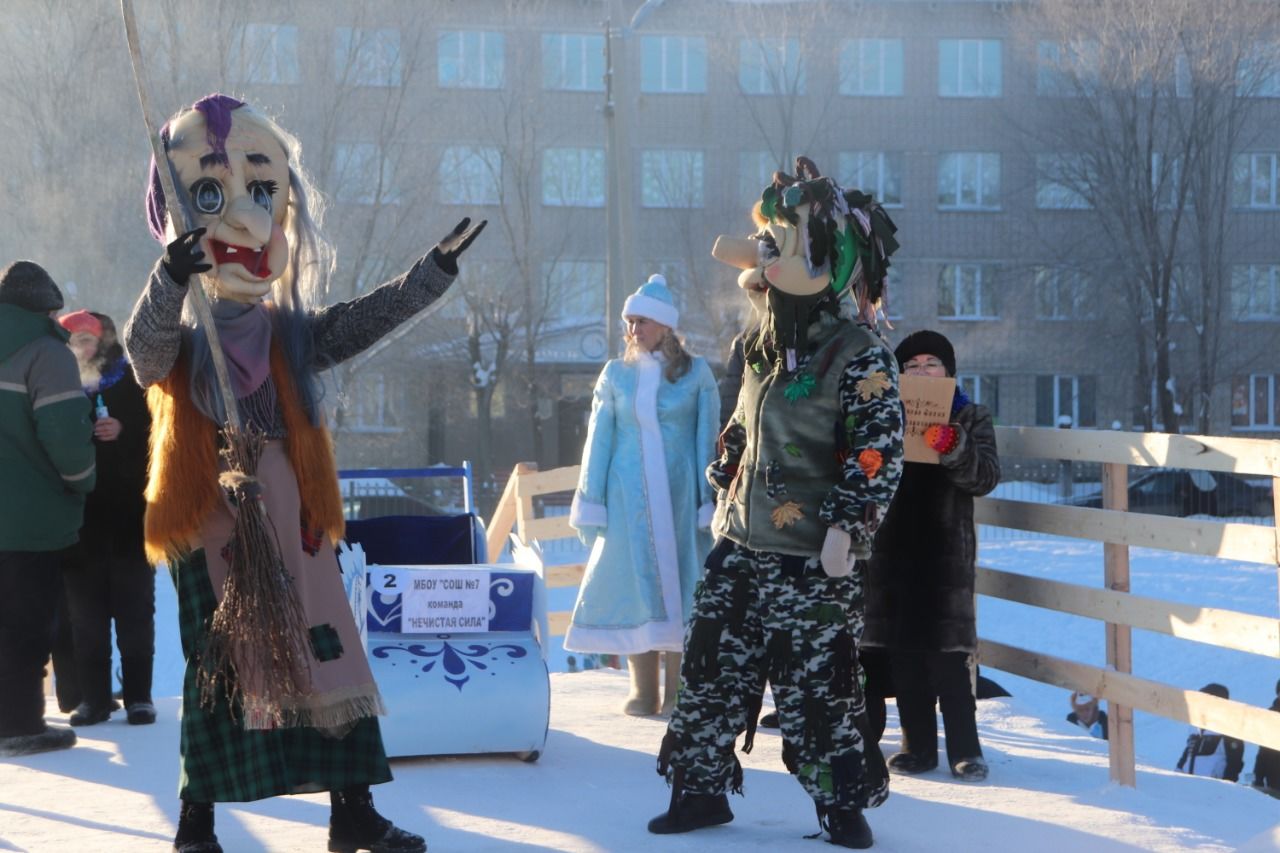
[329,786,426,853]
[173,800,221,853]
[647,792,734,834]
[824,806,874,849]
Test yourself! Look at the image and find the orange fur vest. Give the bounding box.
[142,337,345,565]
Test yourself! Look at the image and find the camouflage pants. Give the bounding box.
[658,539,888,811]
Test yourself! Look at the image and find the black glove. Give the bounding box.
[162,227,211,285]
[430,217,487,275]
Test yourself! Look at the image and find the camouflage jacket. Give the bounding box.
[708,314,904,559]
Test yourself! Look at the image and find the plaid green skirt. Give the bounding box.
[171,550,392,803]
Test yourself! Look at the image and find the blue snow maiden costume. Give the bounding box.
[566,275,720,655]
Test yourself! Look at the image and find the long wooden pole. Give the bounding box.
[119,0,241,431]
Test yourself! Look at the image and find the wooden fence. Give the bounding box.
[485,425,1280,786]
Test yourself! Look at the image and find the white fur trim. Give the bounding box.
[697,502,715,530]
[564,619,684,655]
[569,493,608,529]
[622,293,679,329]
[633,354,686,637]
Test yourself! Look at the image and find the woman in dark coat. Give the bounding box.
[862,329,1000,781]
[57,310,155,726]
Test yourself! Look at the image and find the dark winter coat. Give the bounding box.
[863,400,1000,653]
[0,304,96,551]
[78,360,151,561]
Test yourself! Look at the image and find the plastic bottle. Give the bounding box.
[95,394,109,420]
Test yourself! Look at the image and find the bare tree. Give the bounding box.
[714,0,847,170]
[1011,0,1280,432]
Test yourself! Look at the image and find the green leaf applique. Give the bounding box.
[783,372,816,402]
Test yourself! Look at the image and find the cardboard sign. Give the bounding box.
[401,569,492,633]
[900,374,956,464]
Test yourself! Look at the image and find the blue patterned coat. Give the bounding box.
[566,352,719,654]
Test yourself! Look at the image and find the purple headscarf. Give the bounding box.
[145,93,246,242]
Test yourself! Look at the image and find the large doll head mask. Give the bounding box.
[146,94,326,307]
[712,157,899,368]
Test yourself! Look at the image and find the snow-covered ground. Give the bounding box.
[1,533,1277,851]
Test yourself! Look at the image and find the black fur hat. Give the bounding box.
[894,329,956,377]
[0,261,63,313]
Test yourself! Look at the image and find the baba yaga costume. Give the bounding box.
[861,330,1001,783]
[650,159,903,850]
[565,274,719,716]
[124,94,484,853]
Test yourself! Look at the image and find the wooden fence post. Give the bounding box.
[1102,461,1135,787]
[485,462,537,562]
[513,462,539,544]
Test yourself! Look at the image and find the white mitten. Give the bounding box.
[820,527,853,578]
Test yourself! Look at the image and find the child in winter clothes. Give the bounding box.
[1250,679,1279,797]
[1066,692,1108,740]
[1176,683,1244,782]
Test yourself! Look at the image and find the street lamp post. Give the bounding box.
[603,0,664,359]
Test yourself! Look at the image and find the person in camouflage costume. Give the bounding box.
[649,158,903,850]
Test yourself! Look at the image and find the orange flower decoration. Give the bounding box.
[858,448,883,479]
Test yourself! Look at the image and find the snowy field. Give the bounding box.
[1,532,1277,851]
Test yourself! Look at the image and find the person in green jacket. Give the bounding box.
[0,260,97,757]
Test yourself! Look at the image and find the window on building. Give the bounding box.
[1238,44,1280,97]
[1151,152,1184,209]
[937,264,998,319]
[1232,153,1280,208]
[1036,154,1091,209]
[439,146,500,205]
[648,260,690,314]
[1174,53,1192,98]
[879,266,905,320]
[1232,375,1280,429]
[1035,267,1093,319]
[641,35,707,93]
[334,27,400,86]
[641,149,704,208]
[1036,41,1067,95]
[546,260,606,320]
[838,151,903,207]
[332,143,398,205]
[229,23,299,85]
[839,38,903,96]
[739,150,779,205]
[438,30,504,89]
[938,152,1000,210]
[939,39,1001,98]
[1036,375,1096,427]
[344,372,404,432]
[1231,264,1280,319]
[542,148,605,207]
[739,37,804,95]
[543,33,605,91]
[957,374,999,418]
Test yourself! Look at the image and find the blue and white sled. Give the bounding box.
[338,465,550,762]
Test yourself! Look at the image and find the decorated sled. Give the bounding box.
[338,465,550,762]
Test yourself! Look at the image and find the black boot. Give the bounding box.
[824,806,874,849]
[647,792,734,834]
[173,800,221,853]
[329,786,426,853]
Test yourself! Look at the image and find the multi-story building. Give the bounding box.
[11,1,1276,486]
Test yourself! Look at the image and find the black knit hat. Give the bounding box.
[0,261,63,313]
[1199,682,1229,700]
[894,329,956,377]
